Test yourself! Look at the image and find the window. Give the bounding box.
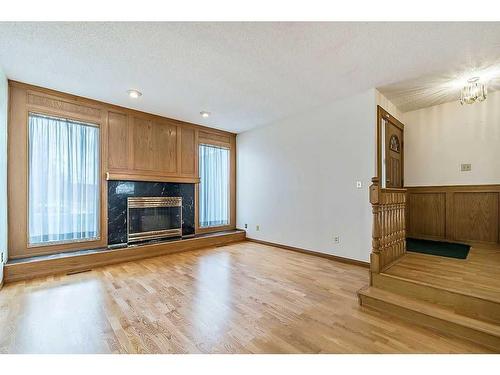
[199,144,230,228]
[28,113,100,246]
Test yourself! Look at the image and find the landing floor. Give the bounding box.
[386,246,500,303]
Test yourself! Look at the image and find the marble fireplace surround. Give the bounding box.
[107,180,195,246]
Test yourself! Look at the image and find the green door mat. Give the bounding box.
[406,238,470,259]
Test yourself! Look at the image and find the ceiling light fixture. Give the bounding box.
[127,89,142,99]
[200,111,210,118]
[460,77,487,105]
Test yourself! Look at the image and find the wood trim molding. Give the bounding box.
[27,91,102,121]
[4,230,246,283]
[194,133,237,235]
[106,172,200,184]
[8,84,109,258]
[246,238,370,268]
[406,184,500,191]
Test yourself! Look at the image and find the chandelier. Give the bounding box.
[460,77,487,105]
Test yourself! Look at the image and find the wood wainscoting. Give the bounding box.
[406,185,500,246]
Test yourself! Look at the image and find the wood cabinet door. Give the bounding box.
[180,127,196,176]
[152,120,178,174]
[131,116,178,174]
[107,112,129,170]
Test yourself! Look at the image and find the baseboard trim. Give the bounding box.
[246,238,369,268]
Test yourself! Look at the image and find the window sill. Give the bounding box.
[196,224,235,235]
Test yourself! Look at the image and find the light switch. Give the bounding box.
[356,181,363,188]
[461,163,472,172]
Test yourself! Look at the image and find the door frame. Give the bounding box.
[376,105,405,188]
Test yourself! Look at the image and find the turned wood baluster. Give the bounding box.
[370,178,407,274]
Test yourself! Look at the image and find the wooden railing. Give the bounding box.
[369,177,406,274]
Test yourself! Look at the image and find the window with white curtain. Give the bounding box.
[199,144,230,228]
[28,113,100,246]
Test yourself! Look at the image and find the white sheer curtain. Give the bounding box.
[28,113,100,245]
[199,144,229,227]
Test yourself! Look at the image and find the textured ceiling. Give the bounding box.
[1,22,500,132]
[378,60,500,112]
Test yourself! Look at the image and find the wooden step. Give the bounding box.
[372,272,500,324]
[358,286,500,351]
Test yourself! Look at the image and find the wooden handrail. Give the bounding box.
[370,177,406,275]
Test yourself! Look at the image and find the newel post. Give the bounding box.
[370,177,381,276]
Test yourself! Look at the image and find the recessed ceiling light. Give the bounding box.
[127,89,142,99]
[200,111,210,118]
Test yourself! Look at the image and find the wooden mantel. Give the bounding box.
[106,172,200,184]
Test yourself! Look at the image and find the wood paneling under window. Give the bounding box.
[406,185,500,245]
[7,80,236,259]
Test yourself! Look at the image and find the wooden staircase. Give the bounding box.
[358,178,500,352]
[359,267,500,351]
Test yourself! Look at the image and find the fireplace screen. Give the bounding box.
[127,197,182,243]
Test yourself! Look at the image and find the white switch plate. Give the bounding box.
[461,163,472,172]
[356,181,362,188]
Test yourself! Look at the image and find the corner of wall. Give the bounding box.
[374,89,404,120]
[0,66,8,285]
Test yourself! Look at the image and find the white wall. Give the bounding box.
[0,68,7,283]
[237,89,376,262]
[403,90,500,186]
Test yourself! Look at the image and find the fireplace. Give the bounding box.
[127,196,182,243]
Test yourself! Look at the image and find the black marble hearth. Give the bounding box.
[107,180,195,245]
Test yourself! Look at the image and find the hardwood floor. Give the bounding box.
[0,241,493,353]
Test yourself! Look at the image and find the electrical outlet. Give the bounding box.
[356,181,362,189]
[244,223,248,229]
[461,163,472,172]
[256,225,260,231]
[333,236,340,244]
[0,252,3,263]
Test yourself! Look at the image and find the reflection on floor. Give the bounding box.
[0,241,493,353]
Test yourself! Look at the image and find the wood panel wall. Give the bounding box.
[7,81,237,259]
[406,185,500,245]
